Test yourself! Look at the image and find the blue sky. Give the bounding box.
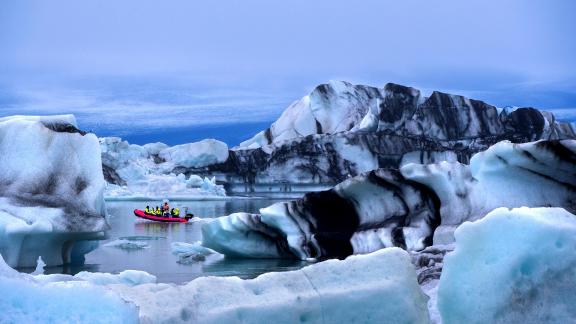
[0,0,575,145]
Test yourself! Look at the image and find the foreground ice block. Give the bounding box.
[110,247,430,323]
[0,255,138,324]
[1,247,428,323]
[0,115,108,267]
[437,207,576,324]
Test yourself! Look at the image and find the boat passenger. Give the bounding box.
[155,206,161,215]
[144,206,150,214]
[174,208,180,217]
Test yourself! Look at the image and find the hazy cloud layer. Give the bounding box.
[0,0,574,144]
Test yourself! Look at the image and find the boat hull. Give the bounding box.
[133,209,188,223]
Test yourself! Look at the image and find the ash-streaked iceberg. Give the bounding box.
[437,207,576,324]
[0,115,108,268]
[202,139,576,260]
[104,82,576,195]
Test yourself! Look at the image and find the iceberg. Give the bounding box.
[437,207,576,324]
[203,139,576,260]
[104,82,575,195]
[100,137,227,199]
[0,115,108,268]
[171,241,220,263]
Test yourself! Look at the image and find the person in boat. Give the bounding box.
[162,202,170,216]
[171,207,180,217]
[144,206,150,214]
[155,206,161,215]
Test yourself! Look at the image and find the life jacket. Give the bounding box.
[174,208,180,216]
[144,207,150,213]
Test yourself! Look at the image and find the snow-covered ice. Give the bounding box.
[438,207,576,324]
[0,115,108,268]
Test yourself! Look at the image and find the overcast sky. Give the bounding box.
[0,0,574,145]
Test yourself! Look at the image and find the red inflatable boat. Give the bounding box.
[133,209,189,223]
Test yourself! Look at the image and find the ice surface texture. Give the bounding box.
[438,207,576,324]
[203,139,576,259]
[0,115,107,267]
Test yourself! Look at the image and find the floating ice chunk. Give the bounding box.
[171,241,219,264]
[103,239,149,250]
[171,241,215,256]
[31,256,46,276]
[438,207,576,324]
[74,270,157,286]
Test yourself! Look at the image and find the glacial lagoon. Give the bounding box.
[36,198,309,283]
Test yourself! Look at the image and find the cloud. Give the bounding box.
[0,85,292,136]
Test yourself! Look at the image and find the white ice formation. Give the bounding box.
[437,207,576,324]
[0,115,108,268]
[100,137,227,199]
[171,241,220,263]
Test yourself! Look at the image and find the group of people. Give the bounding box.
[144,202,180,217]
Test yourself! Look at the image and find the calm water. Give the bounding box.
[44,198,309,283]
